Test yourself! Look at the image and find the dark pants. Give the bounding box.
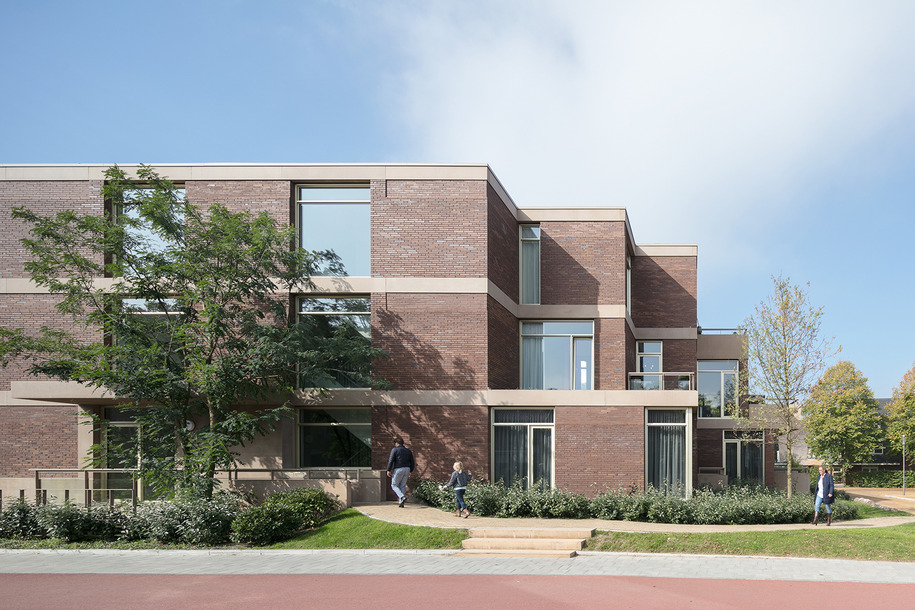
[455,488,466,510]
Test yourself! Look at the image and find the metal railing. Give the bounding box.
[628,372,695,391]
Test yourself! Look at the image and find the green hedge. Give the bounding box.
[414,479,859,525]
[847,470,913,488]
[230,488,340,545]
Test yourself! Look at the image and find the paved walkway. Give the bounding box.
[2,548,915,583]
[355,493,915,534]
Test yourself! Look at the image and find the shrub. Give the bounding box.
[230,503,301,546]
[847,470,913,489]
[35,502,90,542]
[136,494,239,545]
[262,488,339,529]
[0,500,45,539]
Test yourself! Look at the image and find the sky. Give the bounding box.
[2,1,914,397]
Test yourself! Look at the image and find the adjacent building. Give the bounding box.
[0,163,772,504]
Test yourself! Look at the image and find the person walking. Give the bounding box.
[812,465,835,525]
[386,437,415,508]
[439,461,472,518]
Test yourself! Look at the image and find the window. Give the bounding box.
[298,296,371,388]
[297,185,370,276]
[492,409,554,489]
[698,361,738,417]
[299,407,371,468]
[873,445,885,456]
[646,409,689,495]
[626,254,632,316]
[520,224,540,305]
[100,408,160,502]
[120,187,186,263]
[724,430,763,485]
[630,341,662,390]
[521,321,593,390]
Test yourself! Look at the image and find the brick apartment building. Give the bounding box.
[0,163,773,504]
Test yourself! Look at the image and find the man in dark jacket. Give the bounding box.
[386,437,415,507]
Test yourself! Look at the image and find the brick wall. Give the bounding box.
[373,293,488,390]
[372,180,488,278]
[540,221,626,306]
[663,339,698,384]
[596,317,628,390]
[697,428,723,471]
[555,405,645,495]
[486,185,519,301]
[0,180,105,278]
[185,180,290,223]
[0,406,80,477]
[631,255,697,328]
[372,404,489,499]
[0,294,96,391]
[487,296,519,389]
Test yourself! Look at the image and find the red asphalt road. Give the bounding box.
[2,574,913,609]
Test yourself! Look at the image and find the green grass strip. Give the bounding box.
[268,508,468,550]
[589,522,915,562]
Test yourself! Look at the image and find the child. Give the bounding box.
[439,461,472,518]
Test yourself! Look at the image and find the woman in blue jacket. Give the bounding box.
[813,465,835,526]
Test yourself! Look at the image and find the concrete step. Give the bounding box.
[468,527,595,539]
[461,537,586,551]
[455,549,578,558]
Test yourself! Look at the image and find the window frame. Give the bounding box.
[519,224,541,305]
[644,408,692,496]
[297,406,372,470]
[296,183,371,277]
[296,295,372,389]
[491,408,555,489]
[519,320,594,390]
[697,360,739,418]
[723,430,764,485]
[631,341,663,390]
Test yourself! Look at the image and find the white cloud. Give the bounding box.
[374,1,915,252]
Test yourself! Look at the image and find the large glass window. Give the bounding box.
[698,360,738,417]
[120,187,186,263]
[298,185,370,276]
[724,430,763,485]
[520,224,540,305]
[492,409,554,489]
[299,407,371,468]
[646,409,688,495]
[521,321,593,390]
[298,296,371,388]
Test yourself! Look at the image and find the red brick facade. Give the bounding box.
[0,164,757,500]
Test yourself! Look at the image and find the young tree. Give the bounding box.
[0,165,386,498]
[802,361,882,480]
[886,363,915,474]
[740,274,839,498]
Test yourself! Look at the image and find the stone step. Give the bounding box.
[461,537,586,551]
[455,549,578,559]
[468,527,595,539]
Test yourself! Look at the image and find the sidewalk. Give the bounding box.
[356,498,915,534]
[842,487,915,514]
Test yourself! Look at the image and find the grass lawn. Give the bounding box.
[268,508,468,550]
[589,505,915,562]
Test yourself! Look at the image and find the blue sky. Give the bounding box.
[2,1,914,397]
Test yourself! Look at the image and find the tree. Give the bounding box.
[802,361,882,480]
[0,165,386,498]
[886,363,915,473]
[740,274,839,498]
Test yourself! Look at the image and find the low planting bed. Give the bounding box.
[413,479,860,525]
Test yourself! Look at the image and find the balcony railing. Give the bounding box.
[628,372,695,391]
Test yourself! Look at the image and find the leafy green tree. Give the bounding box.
[886,363,915,474]
[740,274,840,498]
[802,361,882,480]
[0,165,386,498]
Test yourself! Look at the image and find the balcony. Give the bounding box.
[628,372,695,391]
